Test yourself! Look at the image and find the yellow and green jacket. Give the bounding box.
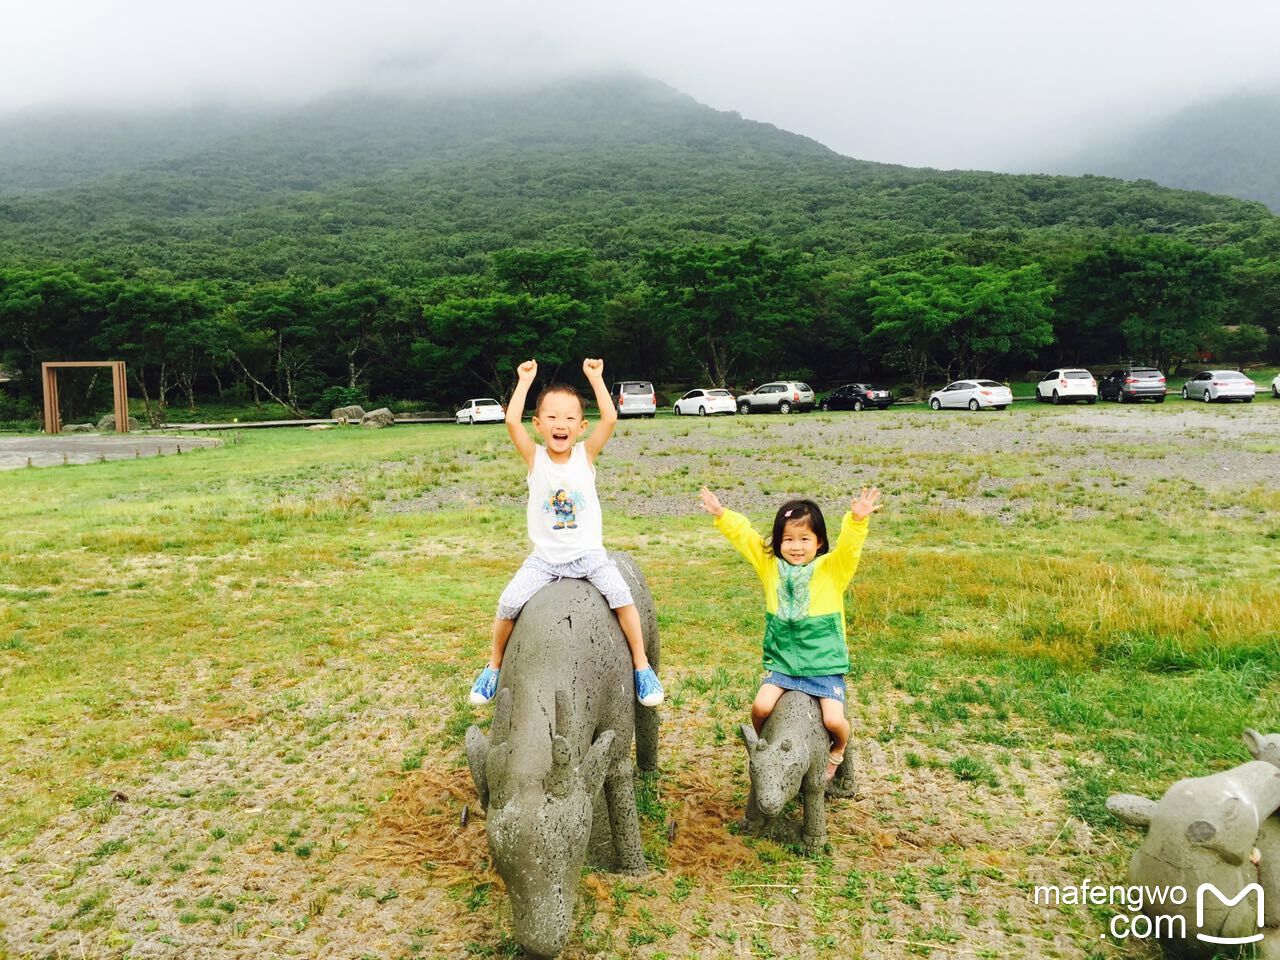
[715,508,869,677]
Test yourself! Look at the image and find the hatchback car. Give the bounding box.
[819,383,894,411]
[1035,369,1098,404]
[1181,370,1256,403]
[1099,368,1166,403]
[736,381,815,414]
[612,381,656,418]
[673,388,736,416]
[455,398,505,424]
[928,380,1013,410]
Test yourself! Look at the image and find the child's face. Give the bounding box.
[779,519,822,565]
[532,392,587,455]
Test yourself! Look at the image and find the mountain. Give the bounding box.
[1053,90,1280,213]
[0,73,1273,283]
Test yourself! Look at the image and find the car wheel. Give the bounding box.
[779,400,792,414]
[820,399,830,412]
[968,399,980,411]
[738,402,751,415]
[994,405,1007,411]
[1245,397,1254,403]
[930,398,942,410]
[1203,391,1211,403]
[673,405,681,416]
[1273,386,1280,398]
[1181,387,1189,400]
[698,406,707,416]
[1052,390,1061,405]
[853,399,864,412]
[1087,397,1097,405]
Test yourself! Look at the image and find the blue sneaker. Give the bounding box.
[635,667,664,707]
[469,667,499,705]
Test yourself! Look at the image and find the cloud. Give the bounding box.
[2,0,1278,169]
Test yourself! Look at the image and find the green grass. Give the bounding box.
[2,411,1278,956]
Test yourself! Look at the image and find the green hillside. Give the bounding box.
[1060,90,1280,213]
[0,73,1272,283]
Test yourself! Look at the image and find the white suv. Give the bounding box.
[736,381,815,414]
[1035,369,1098,405]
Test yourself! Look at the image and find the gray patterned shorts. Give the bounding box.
[497,550,634,620]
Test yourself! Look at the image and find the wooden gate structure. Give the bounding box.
[41,361,129,435]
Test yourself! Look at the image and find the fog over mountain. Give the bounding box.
[3,0,1280,172]
[1028,88,1280,212]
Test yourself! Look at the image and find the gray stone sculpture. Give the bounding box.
[1107,729,1280,958]
[330,404,365,423]
[360,407,395,428]
[738,690,856,854]
[465,552,659,959]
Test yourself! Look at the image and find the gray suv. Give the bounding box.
[1099,368,1166,403]
[736,381,815,414]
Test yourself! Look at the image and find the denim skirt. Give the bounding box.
[763,671,846,703]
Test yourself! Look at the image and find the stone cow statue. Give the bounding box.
[1107,730,1280,958]
[465,552,659,959]
[738,690,856,854]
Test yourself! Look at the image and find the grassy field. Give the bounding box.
[2,401,1278,959]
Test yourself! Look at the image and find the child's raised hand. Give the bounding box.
[851,486,882,520]
[699,486,725,518]
[516,359,537,383]
[582,358,604,380]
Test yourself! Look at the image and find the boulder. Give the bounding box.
[63,423,96,433]
[97,415,141,433]
[331,404,365,423]
[361,407,395,428]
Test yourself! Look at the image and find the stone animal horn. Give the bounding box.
[465,725,491,809]
[544,690,574,797]
[492,687,513,741]
[1107,793,1157,827]
[578,729,616,795]
[738,724,760,752]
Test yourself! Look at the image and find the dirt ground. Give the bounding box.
[6,402,1274,958]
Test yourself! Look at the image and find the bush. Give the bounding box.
[313,385,368,418]
[0,389,38,428]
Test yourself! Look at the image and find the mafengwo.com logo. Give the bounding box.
[1033,879,1265,943]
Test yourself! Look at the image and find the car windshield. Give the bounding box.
[623,383,652,393]
[976,380,1004,388]
[1217,372,1249,381]
[797,383,811,392]
[1064,371,1091,379]
[708,389,731,397]
[476,399,499,406]
[1132,370,1162,378]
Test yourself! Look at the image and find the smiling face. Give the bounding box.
[532,389,587,457]
[778,518,822,565]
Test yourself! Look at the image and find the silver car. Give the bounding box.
[1181,370,1256,403]
[736,381,815,414]
[612,381,656,418]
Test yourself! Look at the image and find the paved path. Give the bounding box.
[163,417,451,430]
[0,435,222,470]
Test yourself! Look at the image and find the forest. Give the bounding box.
[1,74,1278,423]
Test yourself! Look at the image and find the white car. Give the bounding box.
[673,388,736,416]
[1035,368,1097,405]
[455,398,505,424]
[929,380,1013,411]
[1180,371,1255,403]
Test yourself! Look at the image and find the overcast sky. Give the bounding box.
[3,0,1278,170]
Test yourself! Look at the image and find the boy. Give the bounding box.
[469,357,663,707]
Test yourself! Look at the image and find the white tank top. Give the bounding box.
[527,443,604,563]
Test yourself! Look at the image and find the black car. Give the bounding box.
[819,383,894,411]
[1098,368,1167,403]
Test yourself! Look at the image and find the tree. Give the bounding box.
[413,293,594,399]
[315,279,406,390]
[642,241,810,386]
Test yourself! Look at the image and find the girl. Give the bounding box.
[699,485,881,779]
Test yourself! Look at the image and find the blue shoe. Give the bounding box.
[469,667,499,705]
[635,667,664,707]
